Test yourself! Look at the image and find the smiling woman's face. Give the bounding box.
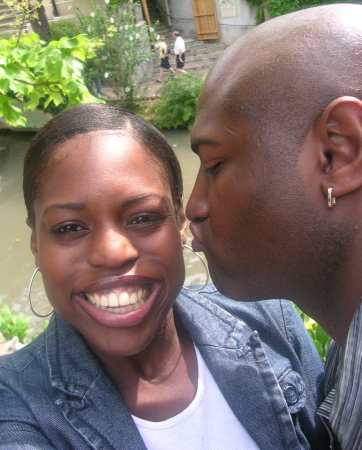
[29,130,187,358]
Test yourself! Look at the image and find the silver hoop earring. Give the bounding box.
[28,268,54,318]
[328,187,336,208]
[182,245,209,292]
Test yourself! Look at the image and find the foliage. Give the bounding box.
[145,74,204,130]
[246,0,359,24]
[49,18,81,41]
[0,32,102,127]
[75,0,157,110]
[0,303,33,343]
[108,0,130,9]
[295,305,331,362]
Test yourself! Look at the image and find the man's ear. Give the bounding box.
[315,96,362,199]
[178,211,188,245]
[27,219,39,266]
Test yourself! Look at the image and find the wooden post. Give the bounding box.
[140,0,152,27]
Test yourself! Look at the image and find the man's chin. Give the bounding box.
[210,268,262,302]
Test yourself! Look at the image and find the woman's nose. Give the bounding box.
[88,228,139,268]
[186,177,209,223]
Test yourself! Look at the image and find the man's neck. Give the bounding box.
[299,294,360,347]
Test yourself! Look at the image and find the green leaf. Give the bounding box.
[49,92,64,106]
[24,91,42,111]
[21,33,40,47]
[0,98,26,127]
[0,76,9,94]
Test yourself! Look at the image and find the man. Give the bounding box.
[186,4,362,449]
[172,31,187,74]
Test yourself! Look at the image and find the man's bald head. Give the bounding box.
[188,4,362,342]
[201,4,362,150]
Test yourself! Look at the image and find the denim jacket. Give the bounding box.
[0,285,328,449]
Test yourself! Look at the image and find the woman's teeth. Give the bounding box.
[85,288,147,313]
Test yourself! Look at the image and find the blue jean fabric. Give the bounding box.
[0,285,328,449]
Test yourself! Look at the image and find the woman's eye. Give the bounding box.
[52,223,85,234]
[129,214,163,226]
[204,161,223,176]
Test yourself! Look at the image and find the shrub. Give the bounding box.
[295,305,331,362]
[75,0,157,110]
[49,18,80,41]
[0,303,33,343]
[145,73,204,130]
[247,0,356,24]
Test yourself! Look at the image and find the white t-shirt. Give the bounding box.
[174,36,185,55]
[132,346,260,449]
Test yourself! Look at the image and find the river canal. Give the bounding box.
[0,129,206,335]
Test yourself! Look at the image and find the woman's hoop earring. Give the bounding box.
[28,267,54,318]
[182,245,209,292]
[328,187,336,208]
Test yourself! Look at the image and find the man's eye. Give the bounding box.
[204,161,223,176]
[52,224,85,234]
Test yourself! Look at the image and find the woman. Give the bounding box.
[0,104,328,449]
[156,35,174,83]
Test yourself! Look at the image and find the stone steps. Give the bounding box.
[0,0,25,36]
[148,0,227,78]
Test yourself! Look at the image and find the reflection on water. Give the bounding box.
[0,129,205,334]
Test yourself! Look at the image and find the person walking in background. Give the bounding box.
[172,31,187,74]
[156,36,174,83]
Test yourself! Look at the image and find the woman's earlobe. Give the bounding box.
[28,225,39,262]
[177,211,188,244]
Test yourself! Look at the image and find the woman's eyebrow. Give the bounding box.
[42,194,167,218]
[42,203,84,218]
[121,193,165,207]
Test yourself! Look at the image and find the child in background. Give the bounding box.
[156,36,174,82]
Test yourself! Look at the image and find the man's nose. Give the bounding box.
[186,177,209,223]
[88,228,139,268]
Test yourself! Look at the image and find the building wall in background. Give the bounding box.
[168,0,256,44]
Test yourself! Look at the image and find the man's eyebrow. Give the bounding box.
[191,138,220,154]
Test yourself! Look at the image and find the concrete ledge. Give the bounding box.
[0,104,52,132]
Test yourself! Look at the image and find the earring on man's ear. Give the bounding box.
[182,245,209,292]
[28,267,54,318]
[328,187,336,208]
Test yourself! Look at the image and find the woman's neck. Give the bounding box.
[96,311,198,421]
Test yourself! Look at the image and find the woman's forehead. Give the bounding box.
[38,132,170,198]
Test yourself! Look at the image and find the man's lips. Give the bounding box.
[188,223,204,253]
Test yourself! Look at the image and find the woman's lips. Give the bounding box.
[73,276,162,328]
[85,285,148,313]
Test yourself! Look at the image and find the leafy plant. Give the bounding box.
[49,18,81,41]
[75,0,157,110]
[247,0,358,24]
[0,303,33,343]
[295,305,331,362]
[0,32,102,127]
[145,73,204,130]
